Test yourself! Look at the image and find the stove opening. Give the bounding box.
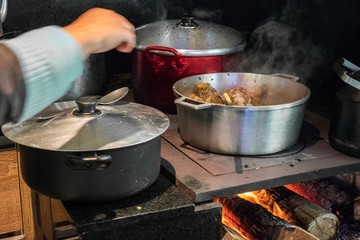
[215,176,360,240]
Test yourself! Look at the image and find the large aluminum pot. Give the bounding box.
[2,99,169,201]
[133,17,246,113]
[173,72,311,155]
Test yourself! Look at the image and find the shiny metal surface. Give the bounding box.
[0,0,7,34]
[333,58,360,90]
[173,72,311,155]
[0,0,7,23]
[2,101,170,151]
[98,87,129,105]
[135,18,246,56]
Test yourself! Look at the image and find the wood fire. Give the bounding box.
[215,177,360,240]
[216,193,319,240]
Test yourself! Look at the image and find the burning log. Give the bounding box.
[216,196,318,240]
[261,187,339,240]
[285,177,360,221]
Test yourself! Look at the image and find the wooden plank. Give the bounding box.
[0,234,25,240]
[17,150,42,240]
[51,199,73,225]
[0,150,22,235]
[0,149,74,240]
[36,194,54,240]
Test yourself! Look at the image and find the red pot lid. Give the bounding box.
[135,17,246,56]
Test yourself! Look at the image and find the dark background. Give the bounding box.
[3,0,360,116]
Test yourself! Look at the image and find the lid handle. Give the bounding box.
[177,16,199,28]
[73,96,101,116]
[333,58,360,90]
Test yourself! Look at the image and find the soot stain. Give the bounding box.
[182,175,203,190]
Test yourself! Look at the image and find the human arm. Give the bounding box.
[0,43,25,124]
[0,8,136,125]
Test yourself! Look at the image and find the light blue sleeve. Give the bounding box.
[1,26,85,122]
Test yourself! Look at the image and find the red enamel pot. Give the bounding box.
[132,17,246,113]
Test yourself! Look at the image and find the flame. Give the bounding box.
[238,190,287,220]
[222,215,247,237]
[214,198,249,239]
[215,189,290,239]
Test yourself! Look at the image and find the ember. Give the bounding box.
[285,177,360,239]
[285,177,360,220]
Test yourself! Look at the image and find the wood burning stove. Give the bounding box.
[161,111,360,203]
[62,109,360,239]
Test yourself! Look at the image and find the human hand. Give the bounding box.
[63,8,136,59]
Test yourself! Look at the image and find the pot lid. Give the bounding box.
[2,99,170,152]
[135,16,246,56]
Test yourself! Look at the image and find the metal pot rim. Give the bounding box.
[135,18,246,56]
[135,44,246,57]
[173,72,311,110]
[175,95,310,111]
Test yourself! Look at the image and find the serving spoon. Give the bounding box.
[98,87,129,105]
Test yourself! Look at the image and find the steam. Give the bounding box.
[240,2,325,84]
[191,8,222,22]
[126,0,168,21]
[156,0,167,21]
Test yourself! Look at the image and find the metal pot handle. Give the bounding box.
[66,154,112,170]
[174,96,213,110]
[271,73,300,82]
[145,46,189,76]
[333,57,360,90]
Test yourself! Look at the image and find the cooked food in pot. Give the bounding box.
[188,83,224,104]
[188,82,265,106]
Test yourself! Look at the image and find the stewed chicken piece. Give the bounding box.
[188,82,224,104]
[224,87,263,106]
[188,82,265,106]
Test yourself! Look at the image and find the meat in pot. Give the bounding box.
[188,82,265,106]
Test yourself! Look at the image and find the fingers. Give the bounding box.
[114,13,136,52]
[64,8,137,58]
[116,41,135,53]
[115,28,136,53]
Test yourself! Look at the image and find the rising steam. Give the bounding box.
[240,1,325,84]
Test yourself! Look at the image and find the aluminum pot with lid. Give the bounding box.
[133,16,246,113]
[2,98,169,201]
